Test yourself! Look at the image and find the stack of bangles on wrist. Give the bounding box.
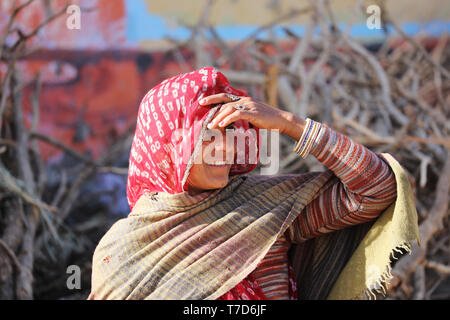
[293,118,323,158]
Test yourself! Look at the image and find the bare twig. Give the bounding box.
[0,239,23,272]
[425,260,450,275]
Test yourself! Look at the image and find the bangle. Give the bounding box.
[300,120,321,158]
[293,118,312,153]
[293,118,322,158]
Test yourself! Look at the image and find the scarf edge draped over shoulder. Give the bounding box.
[327,152,421,300]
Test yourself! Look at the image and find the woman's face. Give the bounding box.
[186,123,236,195]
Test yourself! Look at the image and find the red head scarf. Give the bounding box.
[126,67,260,211]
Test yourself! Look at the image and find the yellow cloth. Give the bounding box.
[327,153,421,299]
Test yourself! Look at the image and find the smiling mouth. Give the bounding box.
[206,161,231,168]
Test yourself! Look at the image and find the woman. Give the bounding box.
[88,67,406,300]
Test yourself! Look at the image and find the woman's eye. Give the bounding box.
[204,129,220,141]
[204,130,215,139]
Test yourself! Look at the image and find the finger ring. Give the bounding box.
[226,93,240,101]
[234,104,248,111]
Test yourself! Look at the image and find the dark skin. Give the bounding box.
[186,93,306,196]
[186,123,236,195]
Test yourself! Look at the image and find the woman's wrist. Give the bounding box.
[294,118,324,158]
[279,111,306,141]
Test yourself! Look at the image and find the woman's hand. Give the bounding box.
[199,93,306,141]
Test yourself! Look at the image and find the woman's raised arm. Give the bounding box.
[199,94,397,243]
[285,120,397,243]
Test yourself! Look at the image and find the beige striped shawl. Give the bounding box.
[89,168,334,299]
[89,153,420,300]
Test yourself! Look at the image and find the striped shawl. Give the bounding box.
[88,153,420,299]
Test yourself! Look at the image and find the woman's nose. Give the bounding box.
[213,132,235,161]
[224,134,236,162]
[213,141,230,154]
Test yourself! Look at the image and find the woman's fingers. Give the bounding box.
[215,110,248,129]
[207,103,238,129]
[202,94,292,133]
[199,93,242,106]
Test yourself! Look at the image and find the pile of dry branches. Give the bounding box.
[0,0,448,299]
[0,1,134,299]
[167,0,449,299]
